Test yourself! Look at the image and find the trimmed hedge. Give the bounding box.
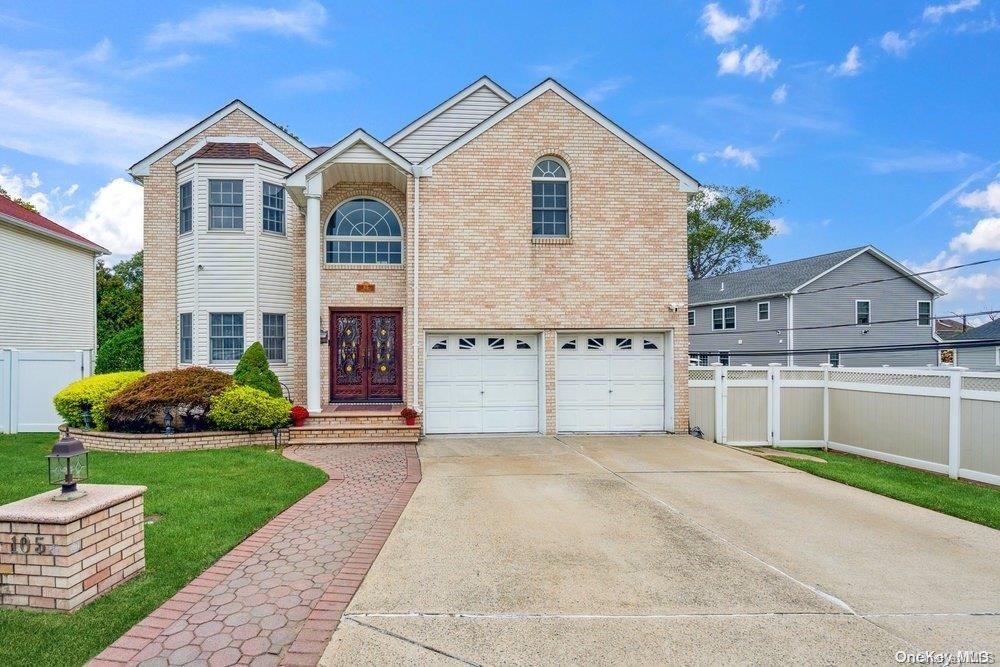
[105,367,233,433]
[208,386,291,431]
[233,342,283,398]
[95,324,143,373]
[53,371,145,430]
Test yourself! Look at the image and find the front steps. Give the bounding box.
[288,405,421,446]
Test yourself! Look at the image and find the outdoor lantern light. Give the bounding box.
[163,407,174,436]
[80,403,93,431]
[48,426,89,500]
[272,426,280,449]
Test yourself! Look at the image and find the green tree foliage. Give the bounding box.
[95,324,144,373]
[0,186,38,212]
[233,342,283,398]
[97,251,143,347]
[687,186,782,280]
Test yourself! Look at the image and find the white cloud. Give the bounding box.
[0,47,193,168]
[866,150,973,174]
[829,45,862,76]
[880,30,914,56]
[957,180,1000,213]
[147,0,327,47]
[66,178,144,255]
[717,45,779,79]
[701,0,779,43]
[771,83,787,104]
[122,53,196,78]
[696,145,760,169]
[277,69,358,93]
[923,0,980,23]
[582,77,632,103]
[770,217,790,234]
[79,38,113,64]
[950,217,1000,253]
[907,251,999,306]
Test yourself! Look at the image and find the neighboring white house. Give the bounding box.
[0,194,108,433]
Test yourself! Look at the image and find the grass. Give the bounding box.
[0,433,327,667]
[767,447,1000,530]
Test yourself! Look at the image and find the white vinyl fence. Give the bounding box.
[0,349,92,434]
[689,364,1000,486]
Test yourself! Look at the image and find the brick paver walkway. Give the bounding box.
[91,444,420,667]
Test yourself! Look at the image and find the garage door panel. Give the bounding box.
[425,408,483,434]
[483,381,537,407]
[426,356,482,382]
[557,356,609,381]
[557,380,610,407]
[610,406,663,431]
[483,355,537,380]
[426,381,481,407]
[483,407,538,432]
[611,381,664,405]
[611,357,662,381]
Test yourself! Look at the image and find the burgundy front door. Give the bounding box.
[330,310,403,402]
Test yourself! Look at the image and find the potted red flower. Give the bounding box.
[290,405,309,428]
[400,406,420,426]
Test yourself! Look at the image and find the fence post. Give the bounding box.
[768,363,781,446]
[819,363,831,451]
[947,367,965,480]
[712,363,725,444]
[7,348,19,435]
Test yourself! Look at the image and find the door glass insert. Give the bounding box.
[587,337,605,350]
[336,316,362,385]
[644,339,659,350]
[458,337,476,350]
[616,337,632,350]
[488,337,505,350]
[516,339,532,350]
[369,315,397,385]
[561,339,577,350]
[431,338,447,350]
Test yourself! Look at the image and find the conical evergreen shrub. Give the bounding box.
[233,342,283,398]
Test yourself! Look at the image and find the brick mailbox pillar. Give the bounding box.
[0,484,146,612]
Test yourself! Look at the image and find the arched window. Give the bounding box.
[531,158,569,237]
[325,198,402,264]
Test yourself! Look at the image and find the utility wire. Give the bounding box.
[689,308,1000,337]
[690,338,1000,359]
[794,256,1000,296]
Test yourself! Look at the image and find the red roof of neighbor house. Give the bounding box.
[189,142,287,167]
[0,194,108,254]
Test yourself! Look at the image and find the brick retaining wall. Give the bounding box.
[70,429,285,453]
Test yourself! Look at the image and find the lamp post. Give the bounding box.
[48,426,89,501]
[163,407,174,436]
[272,426,280,449]
[80,403,93,431]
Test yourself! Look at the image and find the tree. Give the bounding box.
[687,185,781,280]
[233,342,283,398]
[97,251,143,347]
[0,186,39,212]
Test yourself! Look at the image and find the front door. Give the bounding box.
[330,310,403,402]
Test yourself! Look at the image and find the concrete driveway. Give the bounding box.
[321,435,1000,665]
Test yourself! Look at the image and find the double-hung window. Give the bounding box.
[262,182,285,234]
[209,180,243,230]
[757,301,770,321]
[210,313,244,362]
[718,351,731,366]
[688,310,695,326]
[917,301,931,326]
[179,313,192,363]
[262,313,286,363]
[829,352,841,367]
[178,182,192,234]
[712,306,735,330]
[856,300,871,325]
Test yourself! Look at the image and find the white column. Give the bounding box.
[947,367,966,479]
[305,175,323,414]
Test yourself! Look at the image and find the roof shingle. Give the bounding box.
[189,142,286,167]
[0,194,107,254]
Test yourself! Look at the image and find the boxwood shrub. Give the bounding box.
[105,367,233,433]
[53,371,145,430]
[209,385,291,431]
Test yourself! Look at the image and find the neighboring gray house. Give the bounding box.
[688,246,945,367]
[952,320,1000,372]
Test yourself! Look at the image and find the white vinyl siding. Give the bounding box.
[0,222,97,351]
[387,86,510,162]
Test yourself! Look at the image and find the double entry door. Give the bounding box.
[330,309,403,402]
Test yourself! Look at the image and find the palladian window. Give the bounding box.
[325,198,402,264]
[531,158,569,237]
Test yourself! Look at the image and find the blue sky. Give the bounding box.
[1,0,997,317]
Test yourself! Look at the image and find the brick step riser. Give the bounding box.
[290,429,418,441]
[304,417,419,428]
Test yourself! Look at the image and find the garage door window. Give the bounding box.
[516,339,533,350]
[561,338,577,350]
[430,338,447,350]
[458,337,476,350]
[488,337,505,350]
[643,339,659,350]
[587,337,605,350]
[616,337,632,350]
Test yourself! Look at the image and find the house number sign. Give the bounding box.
[356,282,375,293]
[9,534,47,555]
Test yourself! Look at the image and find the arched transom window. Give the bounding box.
[325,198,402,264]
[532,158,569,237]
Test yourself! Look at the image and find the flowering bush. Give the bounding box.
[400,406,420,419]
[53,371,145,431]
[208,385,291,431]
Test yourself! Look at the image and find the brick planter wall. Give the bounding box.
[69,429,286,453]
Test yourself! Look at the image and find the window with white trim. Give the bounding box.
[178,182,192,234]
[262,313,286,363]
[917,301,931,326]
[179,313,192,364]
[209,180,244,230]
[688,310,695,326]
[712,306,735,330]
[325,198,402,264]
[262,182,285,234]
[829,352,841,367]
[531,158,569,237]
[757,301,770,321]
[856,300,871,325]
[689,353,709,366]
[210,313,244,362]
[718,351,730,366]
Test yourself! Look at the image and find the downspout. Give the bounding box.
[411,165,423,410]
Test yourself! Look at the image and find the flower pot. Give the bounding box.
[405,416,416,426]
[292,416,307,427]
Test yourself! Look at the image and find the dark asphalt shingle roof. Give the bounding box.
[951,319,1000,341]
[689,247,866,305]
[190,142,286,167]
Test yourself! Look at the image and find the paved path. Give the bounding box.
[323,435,1000,665]
[91,444,420,667]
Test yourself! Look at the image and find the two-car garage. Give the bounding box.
[423,331,670,434]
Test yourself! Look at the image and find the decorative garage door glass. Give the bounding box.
[424,333,539,434]
[556,332,667,432]
[330,311,402,402]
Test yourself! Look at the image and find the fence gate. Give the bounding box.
[1,349,90,433]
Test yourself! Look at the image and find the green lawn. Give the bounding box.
[0,433,327,667]
[768,447,1000,530]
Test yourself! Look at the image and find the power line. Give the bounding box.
[690,338,1000,360]
[795,256,1000,295]
[689,308,1000,337]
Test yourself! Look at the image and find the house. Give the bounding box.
[0,194,108,432]
[934,317,967,340]
[688,246,945,367]
[128,76,698,435]
[952,320,1000,372]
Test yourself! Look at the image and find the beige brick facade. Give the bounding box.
[138,88,690,432]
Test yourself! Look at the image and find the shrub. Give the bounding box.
[233,342,282,398]
[53,371,145,431]
[95,324,144,373]
[208,385,291,431]
[105,367,233,433]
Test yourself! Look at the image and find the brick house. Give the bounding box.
[129,77,698,435]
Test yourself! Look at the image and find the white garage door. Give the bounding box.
[424,333,540,434]
[557,333,666,432]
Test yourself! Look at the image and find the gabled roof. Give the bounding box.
[129,100,315,178]
[0,194,108,254]
[285,129,412,188]
[951,318,1000,341]
[187,142,288,167]
[419,78,700,192]
[688,245,946,306]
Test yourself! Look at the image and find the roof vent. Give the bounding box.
[719,281,725,292]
